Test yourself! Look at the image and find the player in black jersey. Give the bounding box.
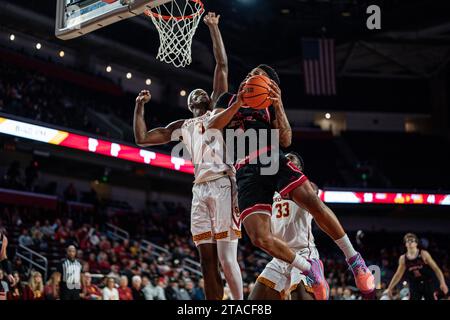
[208,65,375,299]
[387,233,448,300]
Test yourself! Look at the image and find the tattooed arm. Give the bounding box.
[269,80,292,148]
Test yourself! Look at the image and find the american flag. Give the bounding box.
[302,38,336,96]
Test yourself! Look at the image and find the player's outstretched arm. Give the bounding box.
[387,255,406,298]
[422,250,449,294]
[204,12,228,105]
[207,89,244,130]
[269,80,292,148]
[133,90,184,147]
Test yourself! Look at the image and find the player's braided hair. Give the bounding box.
[257,64,280,85]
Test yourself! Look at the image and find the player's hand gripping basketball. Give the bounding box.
[203,12,220,27]
[136,90,151,105]
[236,79,248,106]
[268,80,283,108]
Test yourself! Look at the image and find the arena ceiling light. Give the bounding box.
[36,43,42,50]
[325,113,331,119]
[106,66,112,73]
[126,72,132,79]
[180,90,187,97]
[59,50,65,58]
[9,34,15,41]
[146,79,152,86]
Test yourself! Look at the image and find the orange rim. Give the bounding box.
[144,0,204,21]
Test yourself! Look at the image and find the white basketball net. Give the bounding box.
[146,0,204,68]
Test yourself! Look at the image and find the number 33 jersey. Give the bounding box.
[271,192,317,256]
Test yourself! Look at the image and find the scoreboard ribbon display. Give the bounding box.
[0,116,194,174]
[319,190,450,206]
[1,116,449,206]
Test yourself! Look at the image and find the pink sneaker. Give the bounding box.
[304,259,329,300]
[347,253,375,296]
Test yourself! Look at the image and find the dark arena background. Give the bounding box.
[0,0,449,310]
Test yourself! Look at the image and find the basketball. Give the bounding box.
[242,75,272,110]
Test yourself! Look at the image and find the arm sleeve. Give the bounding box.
[214,92,234,110]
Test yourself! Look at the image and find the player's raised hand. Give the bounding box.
[204,12,220,27]
[136,90,151,105]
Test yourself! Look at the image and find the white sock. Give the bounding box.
[335,234,358,259]
[217,241,244,300]
[291,253,311,272]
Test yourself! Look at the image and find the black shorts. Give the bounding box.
[236,154,308,222]
[409,280,436,300]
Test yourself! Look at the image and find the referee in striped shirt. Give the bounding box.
[57,245,83,300]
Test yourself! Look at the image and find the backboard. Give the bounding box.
[55,0,172,40]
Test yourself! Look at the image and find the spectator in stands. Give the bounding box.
[89,228,100,247]
[118,275,133,300]
[141,275,156,300]
[113,241,125,258]
[97,252,111,273]
[7,271,23,301]
[107,264,121,283]
[31,221,45,249]
[0,268,9,300]
[41,220,55,238]
[12,257,27,278]
[23,271,44,300]
[18,229,33,247]
[66,230,80,247]
[52,219,62,233]
[87,253,99,273]
[55,225,69,244]
[130,241,140,258]
[165,278,181,300]
[80,272,102,300]
[191,278,205,300]
[44,272,61,300]
[153,278,167,300]
[102,277,119,300]
[177,279,192,300]
[131,275,145,300]
[184,280,195,300]
[99,235,111,251]
[343,287,356,300]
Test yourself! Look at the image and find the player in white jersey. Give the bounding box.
[133,13,243,300]
[249,152,328,300]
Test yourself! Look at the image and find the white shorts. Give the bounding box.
[257,247,320,297]
[191,175,241,246]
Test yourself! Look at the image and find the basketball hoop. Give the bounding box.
[144,0,205,68]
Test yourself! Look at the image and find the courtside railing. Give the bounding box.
[16,244,48,281]
[182,258,202,277]
[106,223,130,242]
[140,239,171,259]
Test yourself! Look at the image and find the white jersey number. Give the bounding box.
[274,202,290,218]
